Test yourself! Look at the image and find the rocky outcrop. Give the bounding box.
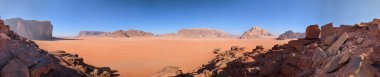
[151,66,183,77]
[78,29,154,38]
[174,19,380,77]
[0,19,117,77]
[240,26,274,39]
[176,28,230,38]
[4,18,53,40]
[276,30,305,40]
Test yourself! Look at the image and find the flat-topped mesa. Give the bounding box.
[101,30,129,38]
[276,30,305,40]
[174,19,380,77]
[78,31,105,37]
[78,29,154,38]
[240,26,274,39]
[176,28,230,38]
[4,18,53,40]
[0,19,117,77]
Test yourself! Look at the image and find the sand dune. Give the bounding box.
[34,37,291,77]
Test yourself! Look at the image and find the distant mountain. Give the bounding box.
[176,28,230,38]
[276,30,305,40]
[239,26,274,39]
[4,18,53,40]
[78,29,154,38]
[78,31,105,37]
[158,28,231,38]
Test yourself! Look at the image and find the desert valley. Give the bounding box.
[4,17,380,77]
[35,37,291,77]
[0,18,300,77]
[3,17,380,77]
[2,0,380,77]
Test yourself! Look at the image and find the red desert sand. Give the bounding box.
[34,37,291,77]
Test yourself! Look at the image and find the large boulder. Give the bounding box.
[276,30,305,40]
[305,25,320,39]
[240,26,274,39]
[4,18,53,40]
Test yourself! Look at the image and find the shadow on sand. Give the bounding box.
[34,37,83,41]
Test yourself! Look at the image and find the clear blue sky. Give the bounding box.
[1,0,380,37]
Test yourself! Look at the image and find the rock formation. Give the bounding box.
[0,19,117,77]
[176,28,230,38]
[151,66,183,77]
[4,18,53,40]
[305,25,320,39]
[240,26,274,39]
[99,30,129,38]
[173,19,380,77]
[276,30,305,40]
[78,29,154,38]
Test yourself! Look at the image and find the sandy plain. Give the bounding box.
[34,37,291,77]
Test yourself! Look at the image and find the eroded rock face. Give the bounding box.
[4,18,53,40]
[78,29,154,38]
[0,19,117,77]
[240,26,274,39]
[175,19,380,77]
[176,28,230,38]
[277,30,305,40]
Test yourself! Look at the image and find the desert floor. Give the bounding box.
[34,37,291,77]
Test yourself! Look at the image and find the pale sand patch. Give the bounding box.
[34,37,291,77]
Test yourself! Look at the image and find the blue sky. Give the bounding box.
[1,0,380,37]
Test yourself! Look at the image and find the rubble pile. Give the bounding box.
[176,19,380,77]
[0,19,117,77]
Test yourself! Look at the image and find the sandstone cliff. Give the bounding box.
[4,18,53,40]
[276,30,305,40]
[0,19,117,77]
[240,26,274,39]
